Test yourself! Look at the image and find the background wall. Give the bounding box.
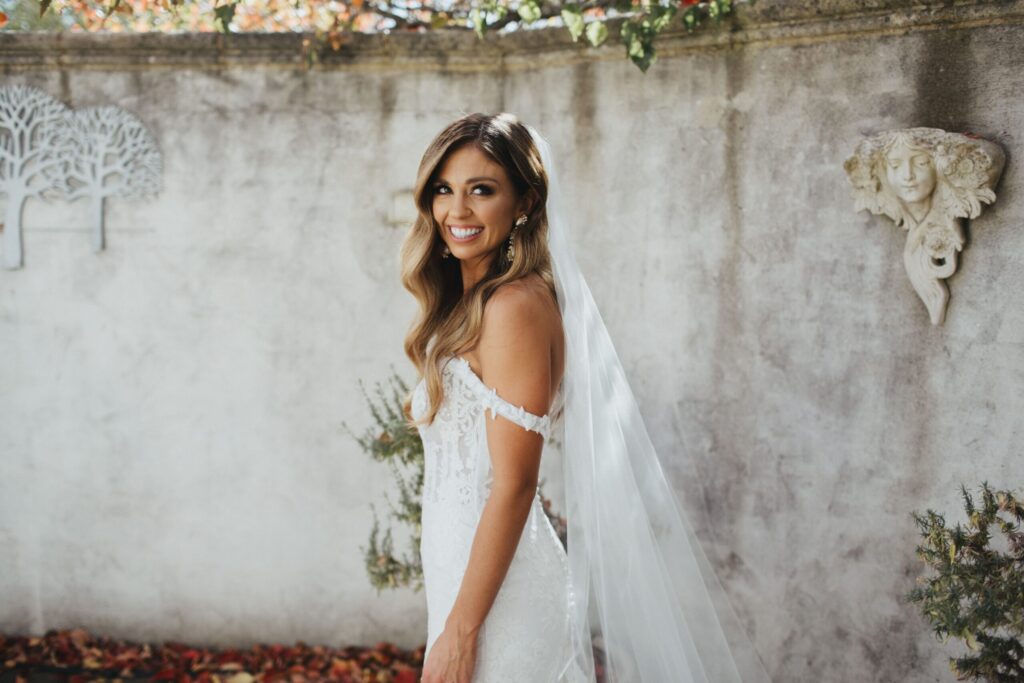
[2,1,1022,680]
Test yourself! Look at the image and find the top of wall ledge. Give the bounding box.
[1,0,1022,73]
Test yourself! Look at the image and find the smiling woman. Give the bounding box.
[431,144,536,294]
[397,113,767,683]
[398,113,574,682]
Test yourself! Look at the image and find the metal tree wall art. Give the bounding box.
[57,106,162,253]
[845,127,1005,325]
[0,85,162,269]
[0,85,69,270]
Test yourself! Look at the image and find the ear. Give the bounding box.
[519,189,539,216]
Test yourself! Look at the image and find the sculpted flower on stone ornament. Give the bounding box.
[923,226,960,259]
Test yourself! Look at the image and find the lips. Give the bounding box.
[449,225,483,241]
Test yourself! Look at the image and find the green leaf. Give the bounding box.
[650,4,676,31]
[470,7,487,38]
[517,0,541,24]
[621,18,657,72]
[213,1,237,32]
[585,20,608,47]
[561,5,584,42]
[682,8,698,31]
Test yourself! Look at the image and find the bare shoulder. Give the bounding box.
[482,274,558,340]
[474,274,559,417]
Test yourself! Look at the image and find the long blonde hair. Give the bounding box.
[400,112,554,427]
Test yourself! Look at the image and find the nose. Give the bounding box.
[450,192,472,218]
[899,159,916,183]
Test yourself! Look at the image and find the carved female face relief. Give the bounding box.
[883,140,937,208]
[845,127,1005,325]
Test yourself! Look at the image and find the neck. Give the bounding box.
[460,253,496,294]
[902,195,933,225]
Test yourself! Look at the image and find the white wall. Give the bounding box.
[2,2,1023,680]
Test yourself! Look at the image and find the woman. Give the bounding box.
[401,112,571,682]
[401,113,769,683]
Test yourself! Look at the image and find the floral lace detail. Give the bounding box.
[448,356,553,440]
[410,355,575,681]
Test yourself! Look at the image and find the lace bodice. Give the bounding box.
[412,355,563,508]
[411,354,575,682]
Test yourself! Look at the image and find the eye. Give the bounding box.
[432,184,494,195]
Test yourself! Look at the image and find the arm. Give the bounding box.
[445,284,554,636]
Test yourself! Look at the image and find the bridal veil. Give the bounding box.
[525,123,772,683]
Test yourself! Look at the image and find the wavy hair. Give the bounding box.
[400,112,553,427]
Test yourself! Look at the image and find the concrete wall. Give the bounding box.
[2,1,1023,680]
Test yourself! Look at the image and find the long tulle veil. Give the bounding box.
[526,123,773,683]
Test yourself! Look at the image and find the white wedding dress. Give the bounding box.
[411,353,576,682]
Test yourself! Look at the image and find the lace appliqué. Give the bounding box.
[449,356,553,441]
[411,355,554,507]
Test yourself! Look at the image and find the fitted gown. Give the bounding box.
[411,354,576,682]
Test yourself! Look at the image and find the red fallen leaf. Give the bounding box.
[152,668,179,680]
[68,629,91,649]
[329,657,352,675]
[394,670,418,683]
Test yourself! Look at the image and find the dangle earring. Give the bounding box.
[507,214,527,261]
[441,244,451,259]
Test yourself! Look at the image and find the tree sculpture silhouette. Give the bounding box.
[0,85,69,270]
[57,106,162,253]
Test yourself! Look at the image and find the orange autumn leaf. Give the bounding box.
[328,30,346,50]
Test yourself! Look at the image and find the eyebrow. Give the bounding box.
[434,176,499,184]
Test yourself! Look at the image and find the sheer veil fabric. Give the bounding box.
[525,124,772,683]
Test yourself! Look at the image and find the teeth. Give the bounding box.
[452,226,482,238]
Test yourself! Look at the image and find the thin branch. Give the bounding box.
[368,1,431,28]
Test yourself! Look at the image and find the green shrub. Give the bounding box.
[908,482,1024,681]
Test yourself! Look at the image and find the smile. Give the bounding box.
[449,225,483,241]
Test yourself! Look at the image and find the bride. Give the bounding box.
[400,113,770,683]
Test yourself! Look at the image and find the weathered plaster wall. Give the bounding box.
[2,1,1022,680]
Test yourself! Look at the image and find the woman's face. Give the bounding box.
[884,141,937,205]
[431,143,525,264]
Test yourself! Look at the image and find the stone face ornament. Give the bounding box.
[845,127,1005,325]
